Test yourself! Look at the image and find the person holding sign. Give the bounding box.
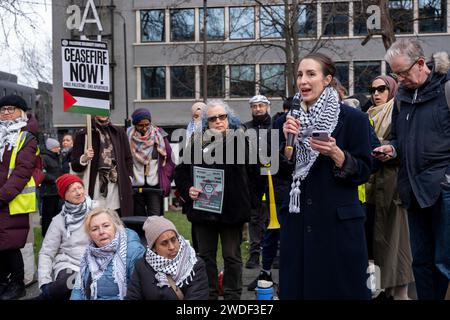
[71,116,134,217]
[174,99,257,300]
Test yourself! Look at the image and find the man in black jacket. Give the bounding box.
[40,138,63,236]
[375,39,450,300]
[243,95,272,269]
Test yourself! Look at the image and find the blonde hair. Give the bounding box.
[84,208,124,234]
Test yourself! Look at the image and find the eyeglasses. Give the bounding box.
[207,114,228,122]
[369,85,388,95]
[392,58,420,78]
[0,106,16,114]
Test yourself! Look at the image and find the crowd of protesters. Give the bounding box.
[0,38,449,301]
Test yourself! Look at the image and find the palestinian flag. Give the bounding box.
[63,88,110,116]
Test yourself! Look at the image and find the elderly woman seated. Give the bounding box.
[37,174,93,300]
[125,216,209,300]
[71,208,145,300]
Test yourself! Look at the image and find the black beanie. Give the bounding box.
[0,94,28,112]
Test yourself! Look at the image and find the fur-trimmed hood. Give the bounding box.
[431,51,450,74]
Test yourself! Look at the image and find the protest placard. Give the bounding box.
[61,39,110,116]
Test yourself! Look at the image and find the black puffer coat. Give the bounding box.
[125,256,209,300]
[40,149,63,197]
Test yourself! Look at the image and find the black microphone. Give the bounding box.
[286,93,301,150]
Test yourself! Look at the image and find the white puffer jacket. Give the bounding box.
[38,214,89,288]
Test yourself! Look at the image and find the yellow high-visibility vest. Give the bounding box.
[8,131,37,215]
[358,184,366,203]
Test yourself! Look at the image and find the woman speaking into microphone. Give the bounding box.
[279,53,373,300]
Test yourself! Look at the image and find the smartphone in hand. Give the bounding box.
[311,130,330,141]
[372,150,392,158]
[372,150,387,156]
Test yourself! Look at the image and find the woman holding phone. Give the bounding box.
[366,75,413,300]
[280,52,373,299]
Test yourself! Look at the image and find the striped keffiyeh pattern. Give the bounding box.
[289,86,340,213]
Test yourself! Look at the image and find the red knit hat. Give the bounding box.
[56,174,84,199]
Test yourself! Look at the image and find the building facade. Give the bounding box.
[52,0,450,131]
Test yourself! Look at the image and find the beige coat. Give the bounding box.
[366,98,414,289]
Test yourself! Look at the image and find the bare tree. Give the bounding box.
[0,0,52,88]
[174,0,345,99]
[20,37,52,85]
[358,0,395,50]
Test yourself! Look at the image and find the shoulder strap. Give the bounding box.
[444,80,450,111]
[167,275,184,300]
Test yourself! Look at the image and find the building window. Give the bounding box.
[170,9,195,41]
[141,10,165,42]
[260,64,285,97]
[335,62,350,94]
[200,7,225,40]
[389,0,413,34]
[200,65,225,98]
[230,65,255,97]
[353,61,381,94]
[353,0,379,36]
[171,66,195,98]
[260,5,285,39]
[419,0,447,33]
[322,2,349,36]
[229,6,255,40]
[141,67,166,99]
[298,4,317,38]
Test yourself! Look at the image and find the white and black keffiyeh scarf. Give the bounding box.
[0,116,28,162]
[61,196,92,237]
[145,235,197,288]
[289,86,340,213]
[79,228,128,300]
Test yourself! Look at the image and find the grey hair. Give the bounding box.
[385,38,424,65]
[84,207,124,234]
[201,99,241,130]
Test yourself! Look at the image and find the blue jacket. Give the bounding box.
[391,59,450,209]
[70,228,145,300]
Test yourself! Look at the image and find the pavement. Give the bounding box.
[241,264,279,300]
[23,262,279,300]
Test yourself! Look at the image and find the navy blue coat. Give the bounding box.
[278,105,372,300]
[391,65,450,209]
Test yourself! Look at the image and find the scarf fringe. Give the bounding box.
[289,179,301,213]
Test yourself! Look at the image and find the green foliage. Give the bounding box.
[33,227,43,265]
[164,211,249,270]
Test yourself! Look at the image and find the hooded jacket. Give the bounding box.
[0,115,38,250]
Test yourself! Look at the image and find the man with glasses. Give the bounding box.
[374,39,450,300]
